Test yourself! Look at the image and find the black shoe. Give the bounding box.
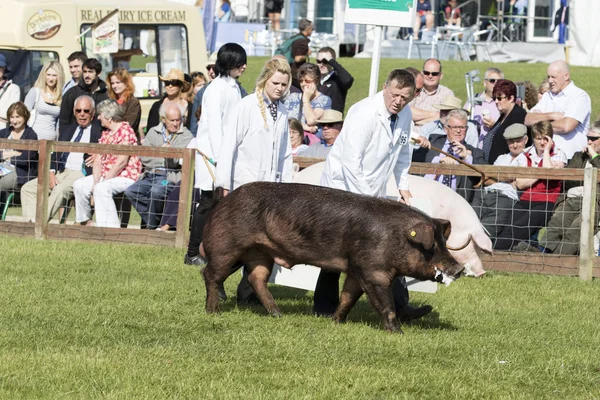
[397,304,433,322]
[184,253,205,266]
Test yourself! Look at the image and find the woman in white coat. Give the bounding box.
[215,57,293,303]
[185,43,247,270]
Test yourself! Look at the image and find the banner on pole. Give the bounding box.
[92,12,119,54]
[346,0,416,27]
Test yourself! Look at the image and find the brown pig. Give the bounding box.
[201,182,464,333]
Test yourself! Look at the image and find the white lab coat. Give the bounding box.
[216,94,293,191]
[321,90,413,197]
[196,75,241,191]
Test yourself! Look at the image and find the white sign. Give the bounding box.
[345,0,416,28]
[92,12,119,54]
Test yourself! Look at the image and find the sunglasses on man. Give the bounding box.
[423,70,441,77]
[316,59,329,65]
[587,136,600,142]
[75,109,91,114]
[485,78,498,84]
[164,80,183,87]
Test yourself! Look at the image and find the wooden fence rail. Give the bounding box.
[0,142,598,279]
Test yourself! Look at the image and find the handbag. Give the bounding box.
[27,88,41,128]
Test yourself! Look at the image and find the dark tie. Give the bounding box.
[268,102,278,122]
[390,114,397,132]
[441,143,456,188]
[60,127,85,165]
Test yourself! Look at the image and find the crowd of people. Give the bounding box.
[0,16,596,263]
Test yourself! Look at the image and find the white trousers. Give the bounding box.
[73,175,135,228]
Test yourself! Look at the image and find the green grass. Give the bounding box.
[239,57,600,119]
[1,235,599,398]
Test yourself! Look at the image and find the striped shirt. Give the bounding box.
[411,84,454,112]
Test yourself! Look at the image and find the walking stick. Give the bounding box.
[195,149,216,183]
[411,137,494,188]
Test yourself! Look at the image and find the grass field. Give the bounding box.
[238,57,600,119]
[1,236,600,398]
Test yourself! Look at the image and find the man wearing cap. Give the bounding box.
[476,123,528,242]
[297,110,343,158]
[539,121,600,254]
[413,108,486,203]
[417,95,479,148]
[0,54,21,126]
[318,69,433,322]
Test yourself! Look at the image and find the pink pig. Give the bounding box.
[294,162,491,277]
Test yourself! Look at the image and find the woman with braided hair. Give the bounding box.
[214,57,294,303]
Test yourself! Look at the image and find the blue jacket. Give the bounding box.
[0,125,38,185]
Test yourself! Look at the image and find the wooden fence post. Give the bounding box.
[578,165,597,281]
[34,140,52,240]
[175,148,195,248]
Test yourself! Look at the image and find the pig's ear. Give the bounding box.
[406,223,434,250]
[435,219,452,240]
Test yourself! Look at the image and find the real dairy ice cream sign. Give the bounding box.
[346,0,416,27]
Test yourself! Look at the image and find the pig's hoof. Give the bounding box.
[270,310,283,318]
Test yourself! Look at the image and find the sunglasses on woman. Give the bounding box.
[164,80,183,87]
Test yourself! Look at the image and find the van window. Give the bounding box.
[80,24,189,99]
[2,50,59,100]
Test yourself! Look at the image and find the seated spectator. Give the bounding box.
[414,0,434,37]
[413,109,486,203]
[444,0,461,26]
[0,55,21,127]
[73,100,141,227]
[107,68,141,141]
[540,121,600,254]
[289,118,308,156]
[476,124,528,243]
[125,103,193,230]
[495,121,567,251]
[525,60,590,160]
[464,67,503,147]
[189,72,207,100]
[285,63,332,144]
[21,95,102,222]
[316,46,354,113]
[410,59,454,128]
[418,95,478,148]
[24,60,64,141]
[0,102,38,211]
[481,79,528,164]
[146,69,193,132]
[157,139,200,232]
[298,110,343,158]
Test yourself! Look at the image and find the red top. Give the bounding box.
[519,149,562,203]
[99,122,141,181]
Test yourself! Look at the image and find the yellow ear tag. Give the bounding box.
[410,231,416,237]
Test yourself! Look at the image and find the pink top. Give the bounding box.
[99,122,142,181]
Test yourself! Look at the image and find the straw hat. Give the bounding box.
[206,51,218,67]
[316,110,344,124]
[159,68,191,92]
[503,123,528,139]
[433,95,463,111]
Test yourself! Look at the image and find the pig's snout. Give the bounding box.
[434,266,464,286]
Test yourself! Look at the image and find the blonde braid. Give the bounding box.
[256,89,268,129]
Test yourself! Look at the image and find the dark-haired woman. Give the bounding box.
[185,43,247,270]
[481,79,528,164]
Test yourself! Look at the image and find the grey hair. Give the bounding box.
[74,95,95,110]
[96,99,125,122]
[445,109,468,123]
[485,67,504,79]
[159,102,185,119]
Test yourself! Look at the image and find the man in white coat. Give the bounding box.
[317,69,433,321]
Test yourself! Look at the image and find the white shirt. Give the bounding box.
[64,125,92,172]
[321,91,413,197]
[485,152,527,200]
[530,81,590,159]
[524,145,567,167]
[196,75,242,191]
[216,94,293,190]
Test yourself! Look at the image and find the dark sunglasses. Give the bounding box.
[206,65,215,71]
[75,109,91,114]
[164,80,183,87]
[493,96,507,101]
[321,122,340,128]
[423,70,441,77]
[485,78,497,84]
[587,136,600,142]
[316,59,329,65]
